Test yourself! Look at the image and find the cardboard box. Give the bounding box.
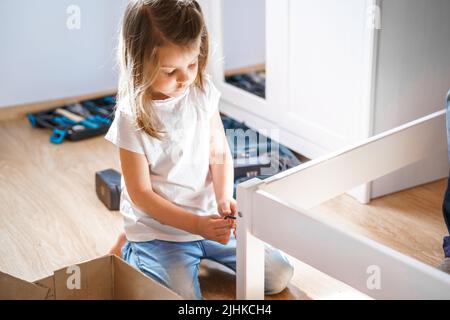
[0,254,182,300]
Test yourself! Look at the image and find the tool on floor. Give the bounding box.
[66,103,91,118]
[95,169,122,210]
[27,112,71,144]
[67,103,112,126]
[50,128,68,144]
[83,101,111,117]
[55,108,100,129]
[72,125,86,132]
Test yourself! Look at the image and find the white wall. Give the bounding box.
[0,0,128,108]
[371,0,450,198]
[222,0,265,71]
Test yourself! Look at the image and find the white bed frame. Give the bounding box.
[236,109,450,300]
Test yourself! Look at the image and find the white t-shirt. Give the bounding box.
[104,75,221,242]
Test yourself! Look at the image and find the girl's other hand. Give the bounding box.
[196,215,232,245]
[217,198,237,237]
[217,198,237,218]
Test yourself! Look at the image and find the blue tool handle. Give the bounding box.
[104,96,116,104]
[80,119,100,129]
[54,116,77,126]
[27,113,37,127]
[87,115,111,125]
[50,129,67,144]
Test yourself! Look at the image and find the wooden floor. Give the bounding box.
[0,116,448,300]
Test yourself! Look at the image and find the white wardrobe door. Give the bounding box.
[370,0,450,199]
[282,0,371,159]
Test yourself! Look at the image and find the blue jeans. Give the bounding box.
[122,233,294,300]
[442,177,450,257]
[443,89,450,258]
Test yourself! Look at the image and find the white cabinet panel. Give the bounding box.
[285,0,371,155]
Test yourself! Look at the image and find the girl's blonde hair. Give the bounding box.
[117,0,209,140]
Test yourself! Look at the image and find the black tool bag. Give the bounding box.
[220,114,302,198]
[26,95,116,144]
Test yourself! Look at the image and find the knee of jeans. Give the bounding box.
[177,288,203,300]
[165,265,203,300]
[171,278,203,300]
[265,259,294,295]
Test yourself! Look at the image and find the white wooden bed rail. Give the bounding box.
[236,109,450,300]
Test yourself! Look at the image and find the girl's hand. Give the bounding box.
[217,198,237,217]
[217,198,237,238]
[196,215,232,245]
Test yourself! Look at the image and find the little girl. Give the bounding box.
[105,0,293,299]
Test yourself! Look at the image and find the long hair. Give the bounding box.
[117,0,209,140]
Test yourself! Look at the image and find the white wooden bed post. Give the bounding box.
[236,178,266,300]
